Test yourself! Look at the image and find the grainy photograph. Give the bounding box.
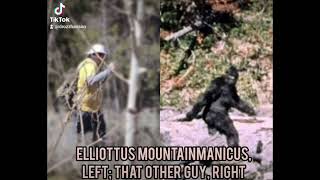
[160,0,273,179]
[47,0,159,179]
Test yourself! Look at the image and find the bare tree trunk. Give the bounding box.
[135,0,144,47]
[101,0,108,45]
[124,53,139,164]
[123,0,144,162]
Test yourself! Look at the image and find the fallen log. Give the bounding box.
[165,113,271,123]
[164,21,202,41]
[160,106,181,111]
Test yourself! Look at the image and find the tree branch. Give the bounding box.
[110,4,128,15]
[164,21,202,41]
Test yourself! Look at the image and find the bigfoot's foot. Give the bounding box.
[208,128,217,136]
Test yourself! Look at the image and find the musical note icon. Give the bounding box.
[54,3,65,16]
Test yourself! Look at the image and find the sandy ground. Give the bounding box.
[160,104,273,180]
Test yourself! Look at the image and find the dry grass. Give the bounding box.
[47,107,160,179]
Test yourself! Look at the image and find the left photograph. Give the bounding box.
[47,0,160,178]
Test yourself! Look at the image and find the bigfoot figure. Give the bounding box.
[182,66,256,147]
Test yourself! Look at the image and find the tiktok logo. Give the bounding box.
[54,3,65,16]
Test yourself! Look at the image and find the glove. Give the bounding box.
[108,62,116,72]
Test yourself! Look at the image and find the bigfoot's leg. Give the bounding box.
[215,116,239,147]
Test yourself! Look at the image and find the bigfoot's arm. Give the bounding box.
[185,96,208,121]
[184,80,221,121]
[232,88,256,116]
[235,99,256,116]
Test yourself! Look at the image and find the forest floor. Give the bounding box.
[160,0,273,108]
[160,104,273,180]
[47,108,160,180]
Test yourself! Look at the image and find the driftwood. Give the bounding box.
[164,21,202,41]
[160,106,179,111]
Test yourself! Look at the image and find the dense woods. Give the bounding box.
[160,0,273,108]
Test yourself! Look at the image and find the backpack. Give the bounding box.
[56,58,103,110]
[56,70,79,110]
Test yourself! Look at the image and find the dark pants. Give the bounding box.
[76,111,106,142]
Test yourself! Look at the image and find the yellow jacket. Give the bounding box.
[76,58,103,112]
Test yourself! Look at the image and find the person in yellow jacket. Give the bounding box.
[76,43,115,143]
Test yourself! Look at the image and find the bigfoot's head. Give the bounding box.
[225,66,239,85]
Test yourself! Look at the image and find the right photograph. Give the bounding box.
[160,0,273,178]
